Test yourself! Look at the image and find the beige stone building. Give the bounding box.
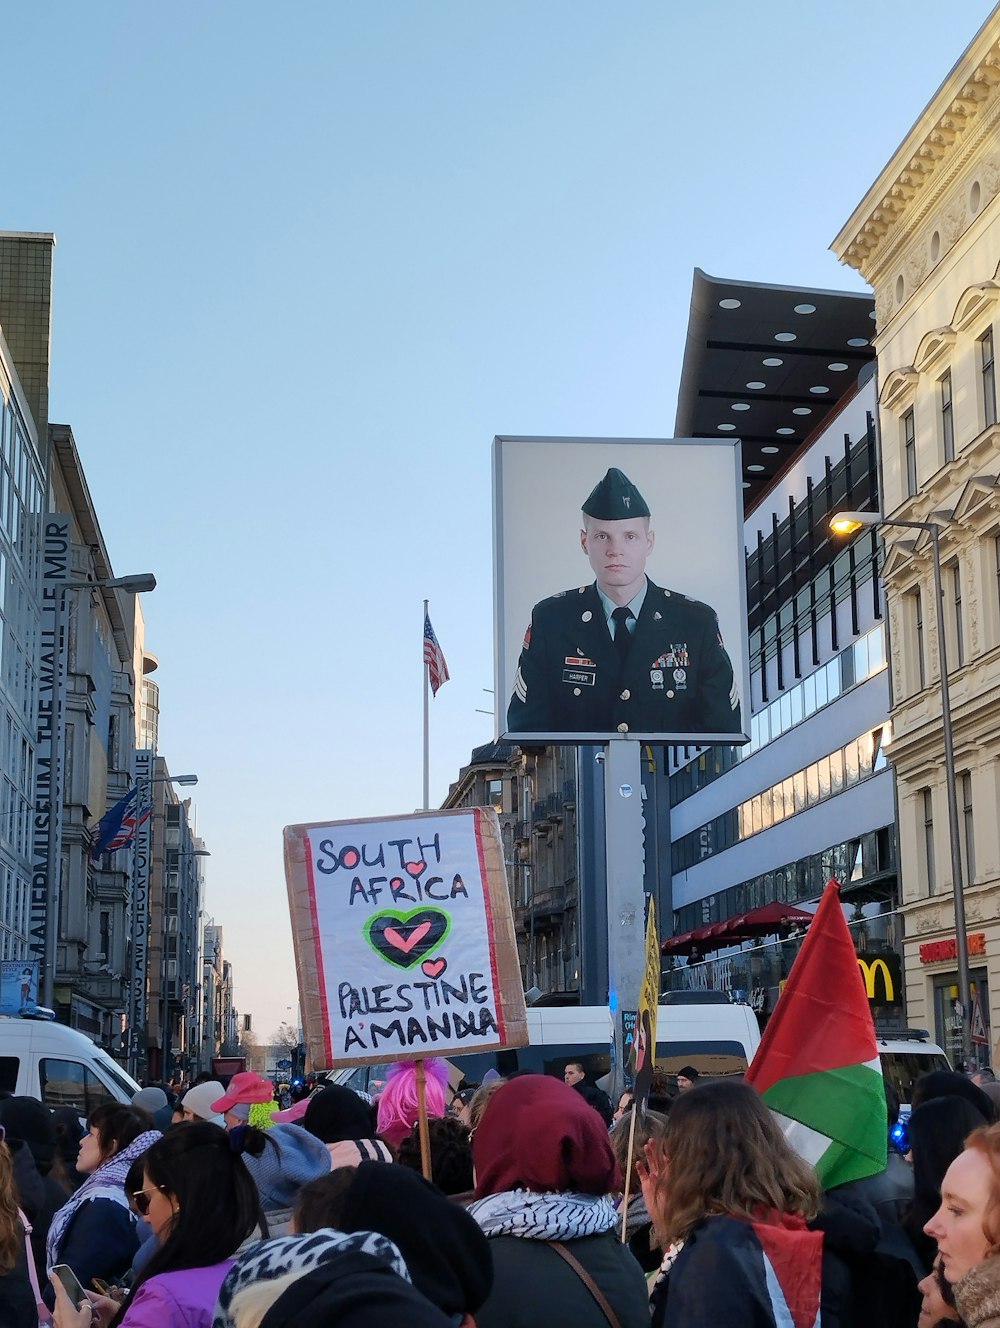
[834,9,1000,1065]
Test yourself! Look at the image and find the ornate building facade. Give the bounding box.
[834,11,1000,1064]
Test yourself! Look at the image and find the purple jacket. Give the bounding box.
[122,1260,235,1328]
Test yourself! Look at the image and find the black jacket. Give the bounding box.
[650,1214,825,1328]
[507,579,740,736]
[816,1184,921,1328]
[0,1221,37,1328]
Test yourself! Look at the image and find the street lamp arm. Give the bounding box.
[830,509,945,537]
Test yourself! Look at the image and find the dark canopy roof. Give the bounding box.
[674,269,876,512]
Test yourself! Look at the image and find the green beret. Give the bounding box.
[581,468,650,520]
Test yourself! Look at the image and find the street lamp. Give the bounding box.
[43,573,157,1009]
[830,508,970,1068]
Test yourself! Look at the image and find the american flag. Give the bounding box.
[423,612,450,696]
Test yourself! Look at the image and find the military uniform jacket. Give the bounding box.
[507,579,741,736]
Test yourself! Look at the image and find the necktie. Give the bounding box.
[612,606,633,667]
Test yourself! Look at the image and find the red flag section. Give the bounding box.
[746,879,877,1094]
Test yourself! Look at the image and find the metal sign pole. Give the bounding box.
[604,738,647,1098]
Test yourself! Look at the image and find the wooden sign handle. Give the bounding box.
[414,1058,432,1181]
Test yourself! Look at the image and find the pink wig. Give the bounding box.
[376,1058,448,1146]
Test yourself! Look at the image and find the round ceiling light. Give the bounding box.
[742,481,752,489]
[763,357,783,367]
[732,402,751,411]
[775,332,797,342]
[793,303,817,314]
[792,407,812,416]
[717,423,736,431]
[847,337,869,347]
[746,381,766,390]
[828,362,849,372]
[747,464,765,472]
[809,385,830,394]
[777,427,795,435]
[719,298,742,309]
[761,446,780,454]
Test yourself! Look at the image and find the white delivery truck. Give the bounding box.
[326,990,762,1097]
[0,1014,140,1112]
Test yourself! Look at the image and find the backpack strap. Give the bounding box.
[549,1240,622,1328]
[17,1208,52,1324]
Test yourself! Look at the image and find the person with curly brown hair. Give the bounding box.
[639,1078,824,1328]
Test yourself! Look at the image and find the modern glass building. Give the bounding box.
[662,271,903,1026]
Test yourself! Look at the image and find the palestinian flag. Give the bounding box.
[745,879,887,1189]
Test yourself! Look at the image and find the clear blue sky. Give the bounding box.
[5,1,995,1041]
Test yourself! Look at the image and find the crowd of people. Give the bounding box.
[0,1058,998,1325]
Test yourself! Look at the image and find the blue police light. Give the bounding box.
[890,1120,909,1155]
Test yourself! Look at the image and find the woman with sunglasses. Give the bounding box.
[45,1103,160,1306]
[52,1121,262,1328]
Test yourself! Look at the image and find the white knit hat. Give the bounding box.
[182,1080,226,1127]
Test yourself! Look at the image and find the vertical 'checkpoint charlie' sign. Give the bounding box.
[285,807,528,1068]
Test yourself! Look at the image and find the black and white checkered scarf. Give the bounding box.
[468,1189,617,1240]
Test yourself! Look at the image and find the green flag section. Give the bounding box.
[746,879,887,1189]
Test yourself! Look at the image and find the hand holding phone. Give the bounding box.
[50,1263,88,1307]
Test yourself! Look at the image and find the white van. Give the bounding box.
[876,1030,951,1118]
[0,1015,140,1113]
[327,991,762,1097]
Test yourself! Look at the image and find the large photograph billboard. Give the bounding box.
[494,436,750,744]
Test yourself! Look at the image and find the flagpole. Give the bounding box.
[423,598,430,810]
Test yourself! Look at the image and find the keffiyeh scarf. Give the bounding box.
[468,1189,618,1241]
[46,1128,161,1267]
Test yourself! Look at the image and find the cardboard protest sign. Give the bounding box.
[285,806,528,1068]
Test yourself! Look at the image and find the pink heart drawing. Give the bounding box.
[383,920,431,954]
[404,860,427,878]
[421,957,447,980]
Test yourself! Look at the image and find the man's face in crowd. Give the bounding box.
[580,516,654,603]
[563,1063,585,1086]
[676,1073,695,1092]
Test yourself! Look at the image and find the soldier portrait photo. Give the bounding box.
[496,445,747,742]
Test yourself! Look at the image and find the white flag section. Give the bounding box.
[285,807,527,1068]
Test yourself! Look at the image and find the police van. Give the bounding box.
[876,1028,951,1118]
[0,1014,140,1112]
[326,990,762,1098]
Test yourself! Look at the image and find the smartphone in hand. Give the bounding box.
[49,1263,89,1306]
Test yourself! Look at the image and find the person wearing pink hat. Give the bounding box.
[210,1073,276,1131]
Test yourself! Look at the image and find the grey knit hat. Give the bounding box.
[240,1123,331,1211]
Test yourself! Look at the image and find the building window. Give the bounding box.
[923,788,936,896]
[941,370,955,462]
[961,771,975,885]
[912,588,926,690]
[903,409,917,496]
[981,327,997,429]
[952,563,965,667]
